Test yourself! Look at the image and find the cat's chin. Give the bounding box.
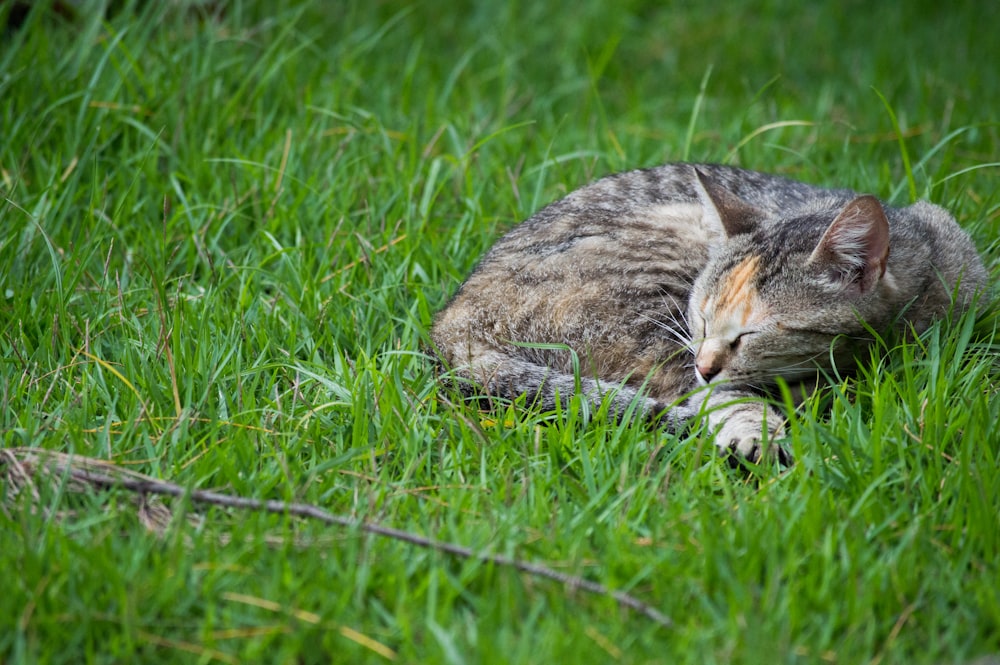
[694,370,766,390]
[694,370,727,387]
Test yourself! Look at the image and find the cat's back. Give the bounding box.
[882,200,989,326]
[443,164,718,312]
[467,164,848,276]
[516,162,849,226]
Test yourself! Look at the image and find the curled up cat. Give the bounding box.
[430,163,988,464]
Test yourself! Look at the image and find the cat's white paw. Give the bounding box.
[712,415,791,465]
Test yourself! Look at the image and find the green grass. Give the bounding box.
[2,1,999,662]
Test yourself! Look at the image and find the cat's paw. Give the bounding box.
[713,419,792,466]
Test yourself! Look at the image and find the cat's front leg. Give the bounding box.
[696,389,791,465]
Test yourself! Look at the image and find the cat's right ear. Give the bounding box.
[693,167,763,238]
[808,195,890,295]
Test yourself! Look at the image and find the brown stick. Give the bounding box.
[1,448,672,628]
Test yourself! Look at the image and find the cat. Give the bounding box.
[430,163,988,463]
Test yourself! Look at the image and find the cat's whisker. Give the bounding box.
[755,367,819,380]
[637,312,693,348]
[657,292,693,327]
[659,313,691,337]
[755,354,826,369]
[754,363,827,382]
[657,287,690,307]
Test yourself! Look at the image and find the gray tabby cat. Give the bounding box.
[431,163,988,462]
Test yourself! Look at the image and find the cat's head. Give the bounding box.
[687,168,891,387]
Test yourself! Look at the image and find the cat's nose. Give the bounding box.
[695,343,725,383]
[695,361,721,383]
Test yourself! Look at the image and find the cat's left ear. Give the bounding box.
[809,195,890,294]
[693,167,764,237]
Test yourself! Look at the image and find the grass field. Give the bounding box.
[2,1,999,663]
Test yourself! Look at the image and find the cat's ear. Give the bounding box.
[809,195,890,294]
[693,167,763,237]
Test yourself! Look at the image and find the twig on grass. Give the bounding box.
[0,447,673,629]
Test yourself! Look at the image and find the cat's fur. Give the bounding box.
[431,163,988,462]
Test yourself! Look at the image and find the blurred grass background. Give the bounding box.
[1,1,998,663]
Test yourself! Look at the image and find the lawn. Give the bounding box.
[2,1,999,663]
